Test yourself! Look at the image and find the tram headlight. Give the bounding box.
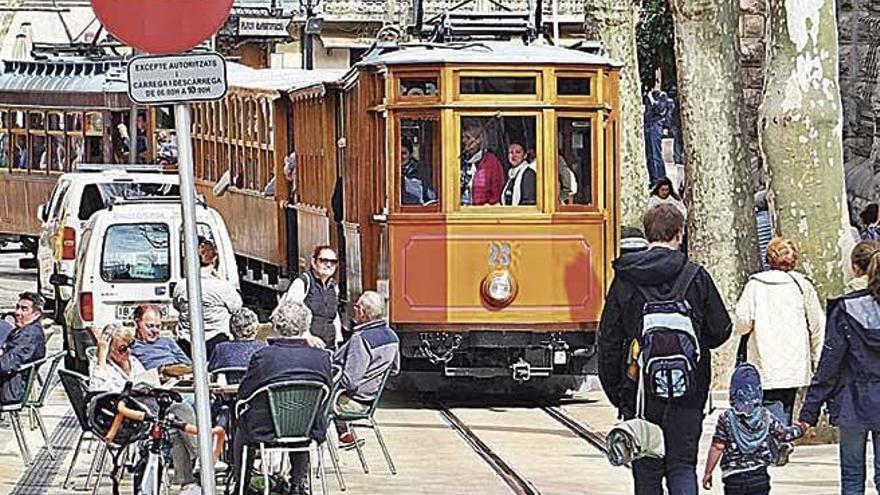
[481,270,517,308]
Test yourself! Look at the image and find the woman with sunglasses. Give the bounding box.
[277,244,342,349]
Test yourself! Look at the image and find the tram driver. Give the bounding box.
[460,122,504,206]
[400,140,436,206]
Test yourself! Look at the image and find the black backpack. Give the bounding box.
[636,263,701,400]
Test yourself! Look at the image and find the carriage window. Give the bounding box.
[66,113,83,132]
[48,135,65,172]
[399,116,439,207]
[558,117,592,206]
[28,112,45,131]
[460,115,537,207]
[13,134,27,169]
[101,224,170,282]
[557,77,591,97]
[85,136,103,163]
[11,111,24,129]
[460,77,536,95]
[85,113,103,135]
[0,134,8,169]
[400,77,438,97]
[70,136,85,168]
[48,113,64,131]
[0,111,7,129]
[32,135,47,171]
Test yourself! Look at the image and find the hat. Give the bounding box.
[729,363,763,416]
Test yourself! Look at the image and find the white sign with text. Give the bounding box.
[127,52,228,105]
[237,17,290,37]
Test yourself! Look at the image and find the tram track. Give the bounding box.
[540,406,628,468]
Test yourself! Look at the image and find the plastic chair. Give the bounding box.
[58,368,107,491]
[0,354,49,465]
[235,381,330,495]
[24,350,65,460]
[329,365,397,476]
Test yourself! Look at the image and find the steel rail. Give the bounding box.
[541,406,630,469]
[437,403,543,495]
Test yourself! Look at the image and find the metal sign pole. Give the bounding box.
[129,49,139,165]
[174,102,216,492]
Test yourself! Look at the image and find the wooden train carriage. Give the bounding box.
[190,66,346,292]
[0,58,169,243]
[328,42,621,385]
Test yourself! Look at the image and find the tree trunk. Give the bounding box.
[584,1,647,229]
[760,0,851,301]
[669,0,758,387]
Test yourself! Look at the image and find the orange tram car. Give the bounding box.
[198,40,623,392]
[0,38,622,393]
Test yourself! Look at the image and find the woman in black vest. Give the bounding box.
[279,245,341,349]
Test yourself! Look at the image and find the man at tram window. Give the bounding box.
[401,140,436,206]
[500,141,537,206]
[460,122,504,206]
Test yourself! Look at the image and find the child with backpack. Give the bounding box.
[702,364,804,494]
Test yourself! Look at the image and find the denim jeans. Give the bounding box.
[632,458,697,495]
[839,427,880,495]
[643,122,666,188]
[723,467,770,495]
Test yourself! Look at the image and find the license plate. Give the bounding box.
[553,350,568,365]
[115,304,168,320]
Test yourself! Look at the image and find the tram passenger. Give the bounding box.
[558,153,578,205]
[401,141,436,205]
[173,237,243,359]
[277,245,341,349]
[460,123,504,206]
[234,300,332,495]
[88,322,202,495]
[332,291,400,449]
[500,141,536,206]
[131,304,193,375]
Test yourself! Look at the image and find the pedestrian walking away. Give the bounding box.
[598,203,732,495]
[799,245,880,495]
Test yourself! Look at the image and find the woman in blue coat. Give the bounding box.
[799,243,880,495]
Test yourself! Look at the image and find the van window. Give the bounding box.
[49,182,72,220]
[101,224,170,282]
[78,183,180,221]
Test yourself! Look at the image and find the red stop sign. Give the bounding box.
[91,0,233,54]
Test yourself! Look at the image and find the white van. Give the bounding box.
[55,197,238,370]
[36,168,179,315]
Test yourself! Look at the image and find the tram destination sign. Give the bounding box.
[127,53,228,105]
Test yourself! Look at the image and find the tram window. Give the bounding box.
[155,106,174,130]
[400,77,438,97]
[460,77,536,95]
[0,111,7,129]
[48,135,65,172]
[66,113,83,132]
[399,117,439,207]
[0,134,8,169]
[70,136,84,168]
[33,135,47,171]
[11,111,24,130]
[101,224,170,282]
[460,115,537,207]
[85,136,102,163]
[557,117,592,206]
[29,112,45,131]
[48,113,64,131]
[85,113,103,135]
[13,135,27,169]
[557,77,591,97]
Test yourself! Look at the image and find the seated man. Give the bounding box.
[333,291,400,448]
[130,304,192,375]
[234,301,331,495]
[88,322,201,495]
[0,292,47,404]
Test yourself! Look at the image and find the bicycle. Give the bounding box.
[98,384,225,495]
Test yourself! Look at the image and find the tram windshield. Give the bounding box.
[460,115,537,207]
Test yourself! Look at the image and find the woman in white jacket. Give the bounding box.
[734,237,825,423]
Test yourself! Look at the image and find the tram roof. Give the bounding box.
[0,59,128,94]
[357,41,622,68]
[226,64,346,93]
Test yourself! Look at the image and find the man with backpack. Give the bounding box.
[598,203,732,494]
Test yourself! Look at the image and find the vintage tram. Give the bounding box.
[194,41,622,391]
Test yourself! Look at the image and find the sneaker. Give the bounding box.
[337,432,365,451]
[193,458,229,475]
[179,483,201,495]
[776,442,794,467]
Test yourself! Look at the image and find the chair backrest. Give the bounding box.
[210,367,247,385]
[364,364,395,416]
[29,351,66,408]
[58,368,91,431]
[240,381,328,443]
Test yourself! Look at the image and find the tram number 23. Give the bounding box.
[488,242,512,268]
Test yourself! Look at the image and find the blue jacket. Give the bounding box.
[237,338,332,444]
[208,340,267,372]
[800,290,880,429]
[0,322,46,404]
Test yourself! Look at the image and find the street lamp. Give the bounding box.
[299,0,323,69]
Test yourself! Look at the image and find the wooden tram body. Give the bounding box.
[197,43,622,388]
[0,58,170,244]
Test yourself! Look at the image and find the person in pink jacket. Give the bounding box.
[460,123,504,206]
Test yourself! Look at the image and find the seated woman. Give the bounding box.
[501,141,537,206]
[88,323,202,495]
[208,308,267,374]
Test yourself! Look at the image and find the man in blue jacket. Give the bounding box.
[233,300,331,495]
[0,292,47,404]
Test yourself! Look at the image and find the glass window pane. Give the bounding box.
[0,133,8,168]
[558,117,592,206]
[400,77,438,97]
[13,135,27,169]
[66,113,83,132]
[460,115,537,207]
[11,111,24,129]
[32,135,46,171]
[86,113,103,135]
[400,116,439,207]
[48,113,63,131]
[557,77,591,96]
[49,135,65,172]
[70,136,84,168]
[0,111,7,129]
[101,224,170,282]
[85,136,102,163]
[460,77,536,95]
[29,112,45,130]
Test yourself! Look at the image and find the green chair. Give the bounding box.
[0,353,51,465]
[24,350,65,460]
[329,365,397,475]
[235,380,330,495]
[58,367,105,490]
